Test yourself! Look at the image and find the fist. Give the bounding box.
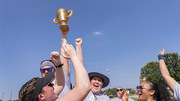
[51,51,61,66]
[75,38,82,46]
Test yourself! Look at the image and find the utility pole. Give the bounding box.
[9,91,12,101]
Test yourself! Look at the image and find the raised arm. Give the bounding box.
[75,38,83,65]
[58,44,91,101]
[51,51,65,96]
[60,32,70,73]
[158,49,176,92]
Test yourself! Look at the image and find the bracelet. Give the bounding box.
[55,64,64,68]
[158,54,165,60]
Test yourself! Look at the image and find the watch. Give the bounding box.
[55,64,64,68]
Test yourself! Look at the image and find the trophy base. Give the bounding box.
[60,24,69,34]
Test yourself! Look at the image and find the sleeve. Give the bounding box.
[64,72,71,90]
[173,82,180,101]
[84,91,95,101]
[58,72,71,98]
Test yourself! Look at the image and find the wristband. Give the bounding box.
[55,64,64,68]
[158,54,165,60]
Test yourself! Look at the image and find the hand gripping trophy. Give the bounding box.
[53,8,73,34]
[53,8,73,48]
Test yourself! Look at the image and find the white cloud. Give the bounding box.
[93,31,102,36]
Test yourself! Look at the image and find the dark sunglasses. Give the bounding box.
[40,67,53,73]
[136,86,150,91]
[48,83,54,87]
[136,86,143,90]
[116,89,123,92]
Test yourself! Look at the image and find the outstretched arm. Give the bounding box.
[60,32,70,73]
[158,49,176,92]
[75,38,83,65]
[58,44,91,101]
[51,51,65,96]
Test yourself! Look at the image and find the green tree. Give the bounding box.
[103,88,117,98]
[140,52,180,84]
[164,53,180,83]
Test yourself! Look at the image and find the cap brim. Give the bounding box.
[30,72,54,101]
[88,72,109,88]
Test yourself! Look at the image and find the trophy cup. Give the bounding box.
[53,8,73,34]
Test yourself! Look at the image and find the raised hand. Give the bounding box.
[61,44,76,59]
[51,51,61,66]
[75,38,82,46]
[121,90,129,101]
[157,49,165,55]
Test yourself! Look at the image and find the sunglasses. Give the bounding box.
[136,86,150,91]
[116,89,123,92]
[40,67,53,73]
[48,83,54,87]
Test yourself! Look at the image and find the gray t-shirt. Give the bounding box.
[52,72,71,98]
[84,91,110,101]
[174,82,180,101]
[111,97,134,101]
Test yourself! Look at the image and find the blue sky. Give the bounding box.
[1,0,180,100]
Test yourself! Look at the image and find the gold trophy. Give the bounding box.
[53,8,73,34]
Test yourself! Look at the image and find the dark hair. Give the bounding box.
[19,78,38,101]
[147,81,171,101]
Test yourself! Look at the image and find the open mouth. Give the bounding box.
[138,92,142,98]
[94,84,99,88]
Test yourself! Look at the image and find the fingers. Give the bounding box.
[75,38,82,45]
[51,51,59,56]
[162,49,165,55]
[157,49,165,55]
[61,44,74,59]
[120,90,125,98]
[163,49,165,52]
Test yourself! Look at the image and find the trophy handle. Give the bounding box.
[67,10,73,18]
[53,18,60,24]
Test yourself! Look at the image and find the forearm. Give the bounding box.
[76,45,84,65]
[71,55,90,99]
[71,55,90,88]
[159,60,176,92]
[54,67,65,95]
[61,33,70,73]
[60,55,70,73]
[61,33,67,48]
[58,55,90,101]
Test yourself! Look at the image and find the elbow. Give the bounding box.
[77,83,91,93]
[86,83,91,92]
[82,83,91,92]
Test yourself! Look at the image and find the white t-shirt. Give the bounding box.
[111,97,134,101]
[84,91,110,101]
[174,82,180,101]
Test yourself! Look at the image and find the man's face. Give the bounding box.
[39,84,58,101]
[40,66,55,77]
[90,76,104,94]
[116,87,123,99]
